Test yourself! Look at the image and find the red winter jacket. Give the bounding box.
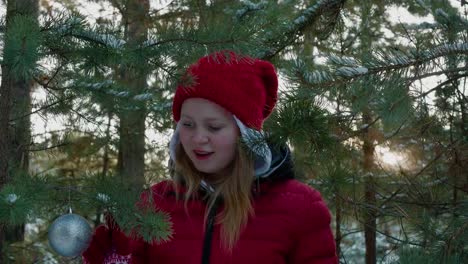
[83,147,337,264]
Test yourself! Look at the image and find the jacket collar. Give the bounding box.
[199,143,295,195]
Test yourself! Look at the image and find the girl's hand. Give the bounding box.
[82,215,133,263]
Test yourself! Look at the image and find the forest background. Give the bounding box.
[0,0,466,263]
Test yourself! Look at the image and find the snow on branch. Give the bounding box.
[77,80,159,102]
[333,42,468,79]
[142,38,158,48]
[306,70,335,83]
[49,16,126,49]
[152,102,172,112]
[107,90,130,97]
[429,43,468,58]
[291,0,344,30]
[75,31,126,49]
[235,0,268,20]
[435,9,450,20]
[336,66,369,77]
[55,16,86,34]
[80,80,114,90]
[293,0,323,26]
[77,80,128,98]
[133,93,153,101]
[98,34,126,49]
[288,59,335,85]
[259,0,345,59]
[290,42,468,87]
[328,55,360,67]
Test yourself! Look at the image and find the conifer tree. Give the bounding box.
[285,0,467,262]
[0,0,38,256]
[113,0,150,188]
[0,0,466,262]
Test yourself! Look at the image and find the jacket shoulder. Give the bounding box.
[270,179,323,201]
[150,180,173,193]
[277,180,337,262]
[268,179,331,226]
[138,180,174,205]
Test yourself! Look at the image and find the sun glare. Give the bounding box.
[376,146,409,169]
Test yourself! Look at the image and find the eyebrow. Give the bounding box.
[181,114,222,122]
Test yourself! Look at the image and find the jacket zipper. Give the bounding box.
[201,199,220,264]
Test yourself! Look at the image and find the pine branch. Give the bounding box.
[289,42,468,90]
[335,43,468,79]
[414,74,468,100]
[9,95,75,124]
[43,15,126,49]
[259,0,346,60]
[45,87,106,128]
[0,174,173,244]
[71,30,126,49]
[407,66,468,82]
[143,37,237,49]
[235,0,268,20]
[383,117,411,140]
[29,142,70,152]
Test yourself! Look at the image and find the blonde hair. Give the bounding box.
[173,141,255,251]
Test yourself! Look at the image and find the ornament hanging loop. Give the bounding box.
[68,184,72,214]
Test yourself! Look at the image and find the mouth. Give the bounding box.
[193,150,214,160]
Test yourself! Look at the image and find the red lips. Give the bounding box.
[193,150,214,160]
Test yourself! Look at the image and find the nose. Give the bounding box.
[192,128,209,144]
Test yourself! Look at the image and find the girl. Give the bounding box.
[83,51,337,264]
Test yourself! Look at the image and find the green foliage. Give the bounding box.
[265,97,333,154]
[0,173,49,226]
[131,206,173,244]
[0,173,173,244]
[376,75,414,131]
[3,14,41,80]
[397,244,466,264]
[87,175,173,243]
[0,0,466,262]
[278,1,467,262]
[397,246,438,264]
[0,185,32,226]
[398,203,468,263]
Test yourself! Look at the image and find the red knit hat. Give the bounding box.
[172,51,278,130]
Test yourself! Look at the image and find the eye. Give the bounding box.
[181,121,194,128]
[208,125,222,132]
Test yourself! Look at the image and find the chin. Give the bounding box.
[189,160,217,174]
[194,166,217,174]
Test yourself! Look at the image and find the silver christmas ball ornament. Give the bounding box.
[48,213,92,257]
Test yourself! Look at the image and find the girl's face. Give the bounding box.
[179,98,240,177]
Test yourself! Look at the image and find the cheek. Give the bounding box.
[213,132,238,153]
[178,130,191,148]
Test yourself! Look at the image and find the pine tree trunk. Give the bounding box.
[102,112,112,177]
[363,109,377,264]
[357,2,377,262]
[445,16,462,222]
[0,0,38,252]
[0,67,12,263]
[116,0,149,188]
[118,110,146,187]
[0,70,11,189]
[6,57,32,245]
